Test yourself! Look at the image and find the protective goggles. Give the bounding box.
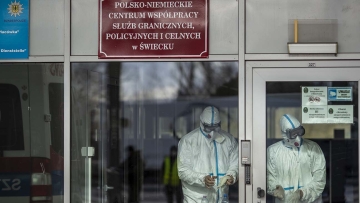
[285,126,305,139]
[202,122,221,133]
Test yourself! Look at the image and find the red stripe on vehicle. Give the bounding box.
[31,185,52,196]
[0,157,31,172]
[50,145,64,170]
[32,158,51,173]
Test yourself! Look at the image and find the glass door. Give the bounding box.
[71,62,240,203]
[71,67,103,203]
[248,61,360,203]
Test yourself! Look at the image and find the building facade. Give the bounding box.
[1,0,360,202]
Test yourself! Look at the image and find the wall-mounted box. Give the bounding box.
[288,42,338,54]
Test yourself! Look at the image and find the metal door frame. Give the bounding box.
[245,60,360,203]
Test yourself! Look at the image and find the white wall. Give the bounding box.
[30,0,64,55]
[246,0,360,53]
[23,0,360,56]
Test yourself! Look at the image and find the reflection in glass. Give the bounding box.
[266,81,358,203]
[162,145,182,203]
[0,63,64,203]
[122,145,144,203]
[0,84,24,150]
[70,62,239,203]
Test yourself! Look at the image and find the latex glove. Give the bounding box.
[287,189,303,203]
[273,185,285,200]
[226,175,234,185]
[217,176,229,188]
[204,175,217,188]
[217,175,234,188]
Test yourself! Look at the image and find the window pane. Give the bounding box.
[49,83,64,156]
[0,84,24,150]
[0,63,64,203]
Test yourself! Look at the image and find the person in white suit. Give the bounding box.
[267,114,326,203]
[178,106,239,202]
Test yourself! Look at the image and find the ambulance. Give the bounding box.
[0,64,64,203]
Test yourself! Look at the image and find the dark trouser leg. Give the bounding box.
[165,185,173,203]
[175,185,183,203]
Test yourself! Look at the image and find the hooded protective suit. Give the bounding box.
[267,114,326,203]
[178,106,239,203]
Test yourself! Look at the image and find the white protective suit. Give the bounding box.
[178,106,239,203]
[267,114,326,203]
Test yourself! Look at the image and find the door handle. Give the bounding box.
[257,187,265,198]
[104,185,114,191]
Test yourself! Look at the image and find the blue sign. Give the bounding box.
[52,170,64,195]
[328,87,353,101]
[0,0,29,59]
[0,173,31,196]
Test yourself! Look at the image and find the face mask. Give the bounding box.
[283,136,302,148]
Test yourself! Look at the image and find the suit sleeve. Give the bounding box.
[177,138,207,187]
[300,143,326,202]
[225,137,239,183]
[267,147,279,196]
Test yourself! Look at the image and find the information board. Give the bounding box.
[0,0,29,59]
[328,87,353,101]
[327,105,353,124]
[301,86,327,106]
[99,0,209,58]
[301,86,354,124]
[302,105,327,124]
